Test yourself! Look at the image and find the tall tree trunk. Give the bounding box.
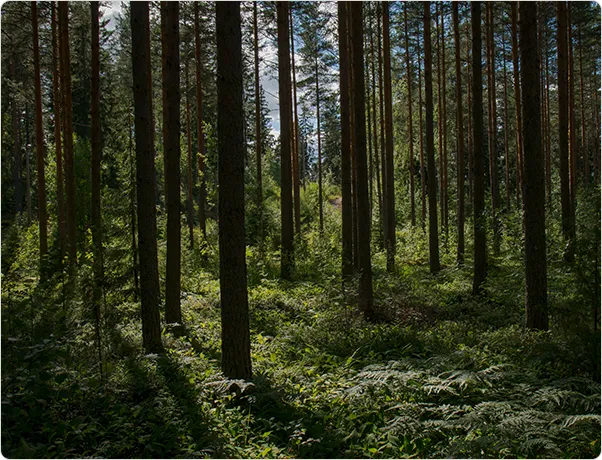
[418,35,426,230]
[32,1,48,265]
[502,22,511,209]
[128,113,139,301]
[453,2,465,264]
[161,2,181,325]
[216,1,252,380]
[51,3,65,257]
[520,2,548,331]
[436,4,444,234]
[350,1,374,320]
[466,21,473,206]
[404,4,415,228]
[338,1,353,279]
[25,112,31,224]
[194,3,206,241]
[253,2,263,240]
[90,1,103,370]
[567,3,577,201]
[277,2,294,279]
[59,2,77,265]
[290,7,301,235]
[370,7,383,247]
[545,18,552,203]
[472,1,487,294]
[383,1,395,271]
[594,64,601,185]
[377,3,387,254]
[578,21,588,184]
[131,1,163,353]
[11,54,23,217]
[486,3,500,254]
[316,56,323,232]
[424,2,440,274]
[185,61,194,249]
[511,2,523,206]
[557,2,574,261]
[441,4,448,236]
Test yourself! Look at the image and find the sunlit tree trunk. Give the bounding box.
[418,35,426,230]
[453,2,465,264]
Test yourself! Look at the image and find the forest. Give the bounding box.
[1,1,601,458]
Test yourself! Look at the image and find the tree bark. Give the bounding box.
[11,53,23,217]
[185,61,194,249]
[377,3,387,254]
[440,4,448,235]
[131,1,163,353]
[216,1,252,380]
[383,1,395,271]
[316,56,323,232]
[59,2,77,265]
[472,1,487,294]
[453,2,465,264]
[511,2,523,206]
[466,20,473,206]
[350,1,374,319]
[32,1,48,264]
[370,6,383,247]
[557,1,574,261]
[567,3,577,201]
[404,4,415,228]
[520,2,548,331]
[51,3,65,257]
[424,2,441,274]
[578,20,588,184]
[418,34,426,230]
[253,3,263,239]
[277,2,294,279]
[194,3,207,242]
[502,22,511,209]
[290,7,301,235]
[338,1,353,279]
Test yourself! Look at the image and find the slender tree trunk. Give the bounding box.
[90,1,103,370]
[216,1,252,380]
[51,3,65,257]
[131,1,163,353]
[436,4,444,234]
[424,2,440,274]
[253,3,263,241]
[520,2,548,331]
[502,21,511,210]
[472,1,487,294]
[277,2,294,279]
[370,7,383,246]
[418,36,426,230]
[59,2,77,265]
[290,7,301,235]
[557,2,574,261]
[466,21,473,206]
[10,53,23,217]
[594,64,601,185]
[486,3,500,254]
[194,3,207,241]
[350,1,374,320]
[316,57,323,232]
[383,1,395,270]
[377,3,387,253]
[367,43,374,220]
[25,116,32,224]
[185,61,194,249]
[404,4,415,228]
[161,2,181,325]
[441,4,448,236]
[511,2,523,206]
[545,21,552,203]
[128,113,139,301]
[453,2,465,264]
[578,21,588,185]
[568,3,577,201]
[32,1,48,265]
[338,1,353,279]
[351,48,359,270]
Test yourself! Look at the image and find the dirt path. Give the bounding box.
[329,196,342,212]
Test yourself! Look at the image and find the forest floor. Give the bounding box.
[1,217,600,458]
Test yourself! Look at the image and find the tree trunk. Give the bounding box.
[161,2,181,325]
[32,1,48,265]
[511,2,523,206]
[453,2,465,264]
[59,2,77,265]
[11,54,23,217]
[185,61,194,249]
[520,2,548,331]
[578,21,588,185]
[472,1,487,294]
[90,1,103,369]
[502,22,511,209]
[404,4,415,228]
[567,3,577,202]
[370,6,383,247]
[418,35,426,230]
[316,56,323,232]
[25,113,31,224]
[350,1,374,320]
[383,1,395,271]
[51,3,65,257]
[594,64,601,185]
[194,3,207,242]
[338,1,353,279]
[128,112,139,301]
[466,21,473,206]
[557,1,574,261]
[424,2,441,274]
[486,3,500,255]
[253,3,263,241]
[277,2,294,279]
[545,19,552,203]
[216,1,252,380]
[436,4,444,235]
[440,4,448,236]
[290,7,301,235]
[131,1,163,353]
[377,3,387,254]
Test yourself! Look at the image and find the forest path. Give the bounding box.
[329,196,342,212]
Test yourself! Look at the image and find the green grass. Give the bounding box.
[1,199,600,458]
